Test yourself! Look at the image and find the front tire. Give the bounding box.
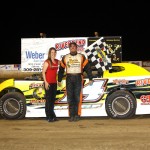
[0,92,26,119]
[105,90,137,119]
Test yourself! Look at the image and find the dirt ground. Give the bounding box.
[1,115,150,150]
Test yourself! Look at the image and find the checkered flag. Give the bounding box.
[85,37,114,73]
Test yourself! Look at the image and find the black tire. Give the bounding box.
[0,92,26,119]
[105,90,136,119]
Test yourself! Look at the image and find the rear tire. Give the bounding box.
[105,90,136,119]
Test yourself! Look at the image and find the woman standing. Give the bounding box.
[42,47,60,122]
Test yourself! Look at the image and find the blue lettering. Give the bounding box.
[26,51,45,59]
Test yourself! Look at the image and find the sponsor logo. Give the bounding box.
[142,61,150,67]
[136,78,150,86]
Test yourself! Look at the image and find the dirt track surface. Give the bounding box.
[1,115,150,150]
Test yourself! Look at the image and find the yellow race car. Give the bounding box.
[0,62,150,120]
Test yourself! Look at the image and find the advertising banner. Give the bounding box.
[142,61,150,67]
[88,36,122,63]
[21,37,87,72]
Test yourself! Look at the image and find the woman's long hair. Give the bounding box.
[47,47,56,68]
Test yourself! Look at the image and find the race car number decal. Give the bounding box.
[56,79,108,103]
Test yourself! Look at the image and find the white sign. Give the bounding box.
[21,37,88,72]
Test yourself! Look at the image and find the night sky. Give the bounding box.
[1,1,150,64]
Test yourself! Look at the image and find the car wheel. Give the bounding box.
[0,92,26,119]
[105,90,136,119]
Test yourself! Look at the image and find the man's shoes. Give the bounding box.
[68,116,74,122]
[74,115,80,122]
[68,115,80,122]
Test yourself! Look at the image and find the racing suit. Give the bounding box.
[58,52,93,118]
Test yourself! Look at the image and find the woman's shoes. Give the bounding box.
[47,118,54,122]
[47,117,59,122]
[53,117,59,121]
